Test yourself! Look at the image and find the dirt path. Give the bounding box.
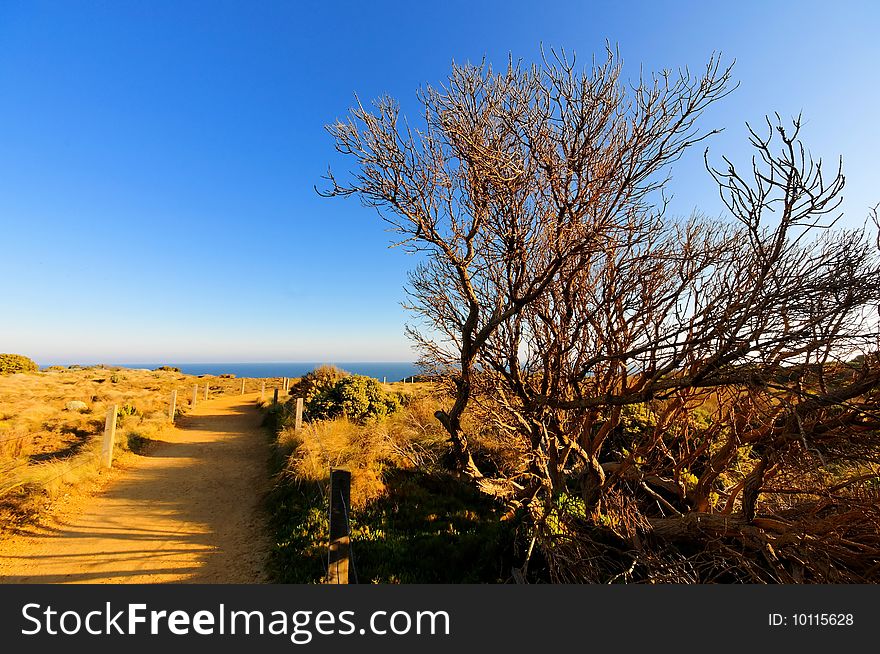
[0,393,270,583]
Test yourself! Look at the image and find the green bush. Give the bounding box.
[292,364,347,403]
[118,403,137,419]
[306,374,401,422]
[154,365,181,373]
[0,353,38,375]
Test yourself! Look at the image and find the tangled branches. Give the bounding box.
[324,49,880,582]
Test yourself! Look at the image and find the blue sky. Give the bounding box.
[1,0,877,363]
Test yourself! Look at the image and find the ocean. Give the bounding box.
[114,362,421,381]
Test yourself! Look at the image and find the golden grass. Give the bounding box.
[0,366,283,527]
[380,380,433,394]
[276,394,448,508]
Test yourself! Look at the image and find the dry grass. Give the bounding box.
[0,366,280,528]
[275,389,448,508]
[266,383,518,583]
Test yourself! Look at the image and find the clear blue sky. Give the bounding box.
[1,0,877,363]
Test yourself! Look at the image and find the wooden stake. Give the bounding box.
[240,379,245,395]
[260,381,266,400]
[295,397,303,432]
[327,468,351,584]
[204,384,209,401]
[192,384,198,408]
[273,388,279,406]
[169,390,177,422]
[102,404,117,469]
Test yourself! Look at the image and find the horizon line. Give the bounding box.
[36,359,418,365]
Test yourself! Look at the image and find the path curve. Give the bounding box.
[0,393,270,583]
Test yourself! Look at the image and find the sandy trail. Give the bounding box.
[0,393,270,583]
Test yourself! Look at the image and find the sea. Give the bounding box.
[112,362,421,382]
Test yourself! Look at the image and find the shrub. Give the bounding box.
[154,365,181,373]
[219,373,236,378]
[307,374,401,422]
[291,365,348,404]
[117,403,137,422]
[0,354,38,375]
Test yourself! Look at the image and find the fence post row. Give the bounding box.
[169,390,177,422]
[327,468,352,584]
[295,397,304,432]
[102,404,117,469]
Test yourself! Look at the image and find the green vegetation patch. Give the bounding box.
[0,354,38,375]
[267,468,515,583]
[293,366,404,423]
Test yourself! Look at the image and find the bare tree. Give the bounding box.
[323,51,880,582]
[323,49,733,474]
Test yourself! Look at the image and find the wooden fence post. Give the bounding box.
[240,379,245,395]
[169,390,177,422]
[192,384,198,408]
[102,404,117,469]
[273,388,279,406]
[327,468,352,584]
[260,381,266,400]
[295,397,303,432]
[204,384,209,401]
